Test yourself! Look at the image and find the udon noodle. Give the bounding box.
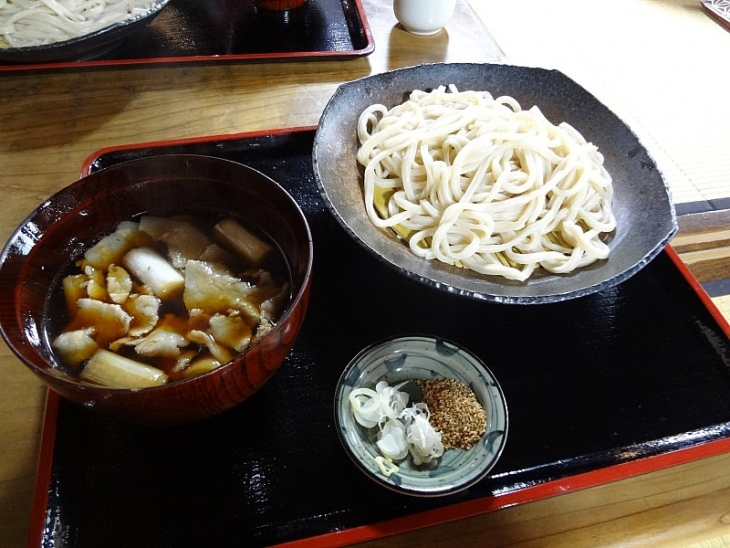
[0,0,159,48]
[356,85,616,282]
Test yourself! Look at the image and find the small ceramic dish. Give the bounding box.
[334,334,508,497]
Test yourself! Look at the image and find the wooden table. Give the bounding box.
[1,1,729,546]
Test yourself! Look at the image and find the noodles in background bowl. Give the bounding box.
[356,85,617,282]
[0,0,159,48]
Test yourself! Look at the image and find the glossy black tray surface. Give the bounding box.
[35,129,730,547]
[0,0,373,71]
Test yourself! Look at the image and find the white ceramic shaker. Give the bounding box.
[393,0,456,35]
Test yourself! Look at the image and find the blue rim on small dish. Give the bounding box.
[334,334,508,497]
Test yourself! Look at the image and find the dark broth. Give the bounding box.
[44,210,292,384]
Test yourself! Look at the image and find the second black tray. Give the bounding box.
[30,128,730,548]
[0,0,373,72]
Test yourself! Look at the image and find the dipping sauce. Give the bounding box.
[50,214,290,388]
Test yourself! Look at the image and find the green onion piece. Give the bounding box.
[80,349,168,389]
[122,246,184,301]
[214,217,272,267]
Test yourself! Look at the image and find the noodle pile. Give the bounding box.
[0,0,159,48]
[356,85,616,282]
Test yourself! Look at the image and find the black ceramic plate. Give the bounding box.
[313,63,678,304]
[0,0,171,64]
[28,128,730,548]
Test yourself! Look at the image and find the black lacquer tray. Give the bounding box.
[0,0,373,73]
[29,128,730,548]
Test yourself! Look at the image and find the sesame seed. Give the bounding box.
[419,378,487,450]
